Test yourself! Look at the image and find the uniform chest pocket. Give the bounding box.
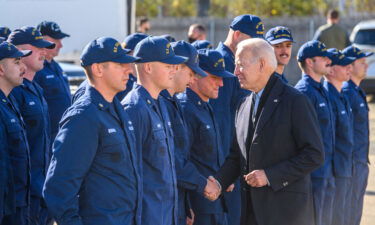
[100,132,126,163]
[199,125,215,151]
[23,97,41,116]
[5,121,23,146]
[43,75,63,95]
[315,104,330,124]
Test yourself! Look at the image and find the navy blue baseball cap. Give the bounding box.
[0,37,5,44]
[171,41,207,77]
[7,26,55,49]
[265,26,295,45]
[198,49,234,78]
[230,14,264,38]
[327,48,356,66]
[80,37,140,67]
[342,45,374,60]
[37,21,70,39]
[122,33,148,51]
[0,42,32,61]
[297,40,333,62]
[134,36,187,64]
[0,27,11,39]
[160,34,176,42]
[191,40,213,50]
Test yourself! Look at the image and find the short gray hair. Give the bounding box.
[237,38,277,70]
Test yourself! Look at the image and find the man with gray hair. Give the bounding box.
[212,38,324,225]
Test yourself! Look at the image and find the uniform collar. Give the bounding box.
[186,88,208,109]
[84,85,112,111]
[324,80,341,97]
[134,84,159,108]
[160,89,173,101]
[0,89,8,104]
[302,74,323,89]
[217,42,234,58]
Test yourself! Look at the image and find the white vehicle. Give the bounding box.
[350,20,375,93]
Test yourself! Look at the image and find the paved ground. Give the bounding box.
[361,102,375,225]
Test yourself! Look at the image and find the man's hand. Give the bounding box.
[186,209,195,225]
[203,176,221,201]
[243,170,268,187]
[226,183,235,192]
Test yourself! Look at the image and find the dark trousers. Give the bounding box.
[311,177,335,225]
[349,162,369,225]
[193,212,228,225]
[331,177,351,225]
[225,179,241,225]
[30,196,49,225]
[1,206,29,225]
[241,189,258,225]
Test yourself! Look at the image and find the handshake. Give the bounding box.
[203,176,235,201]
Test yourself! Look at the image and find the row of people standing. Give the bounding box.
[0,21,71,225]
[0,13,371,225]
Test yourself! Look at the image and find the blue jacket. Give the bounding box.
[34,60,71,140]
[160,90,207,220]
[342,80,369,163]
[295,74,335,178]
[122,85,177,225]
[0,90,30,208]
[324,81,353,177]
[43,86,142,225]
[72,74,137,104]
[0,91,22,220]
[178,88,227,214]
[11,79,51,199]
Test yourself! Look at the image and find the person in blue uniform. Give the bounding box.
[323,48,355,225]
[191,40,213,50]
[178,49,236,225]
[7,26,56,225]
[0,27,11,39]
[0,37,6,44]
[72,33,148,103]
[294,40,335,225]
[211,14,264,225]
[33,21,71,142]
[342,46,373,225]
[0,42,31,225]
[43,37,142,225]
[162,41,221,225]
[122,36,187,225]
[265,26,295,83]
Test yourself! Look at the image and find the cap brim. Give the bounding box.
[52,32,70,39]
[269,38,295,45]
[341,57,356,65]
[364,52,374,57]
[207,69,235,78]
[187,64,208,77]
[33,40,56,49]
[112,55,140,64]
[9,50,32,58]
[159,55,188,65]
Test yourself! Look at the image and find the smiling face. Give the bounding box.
[273,41,292,66]
[194,73,223,101]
